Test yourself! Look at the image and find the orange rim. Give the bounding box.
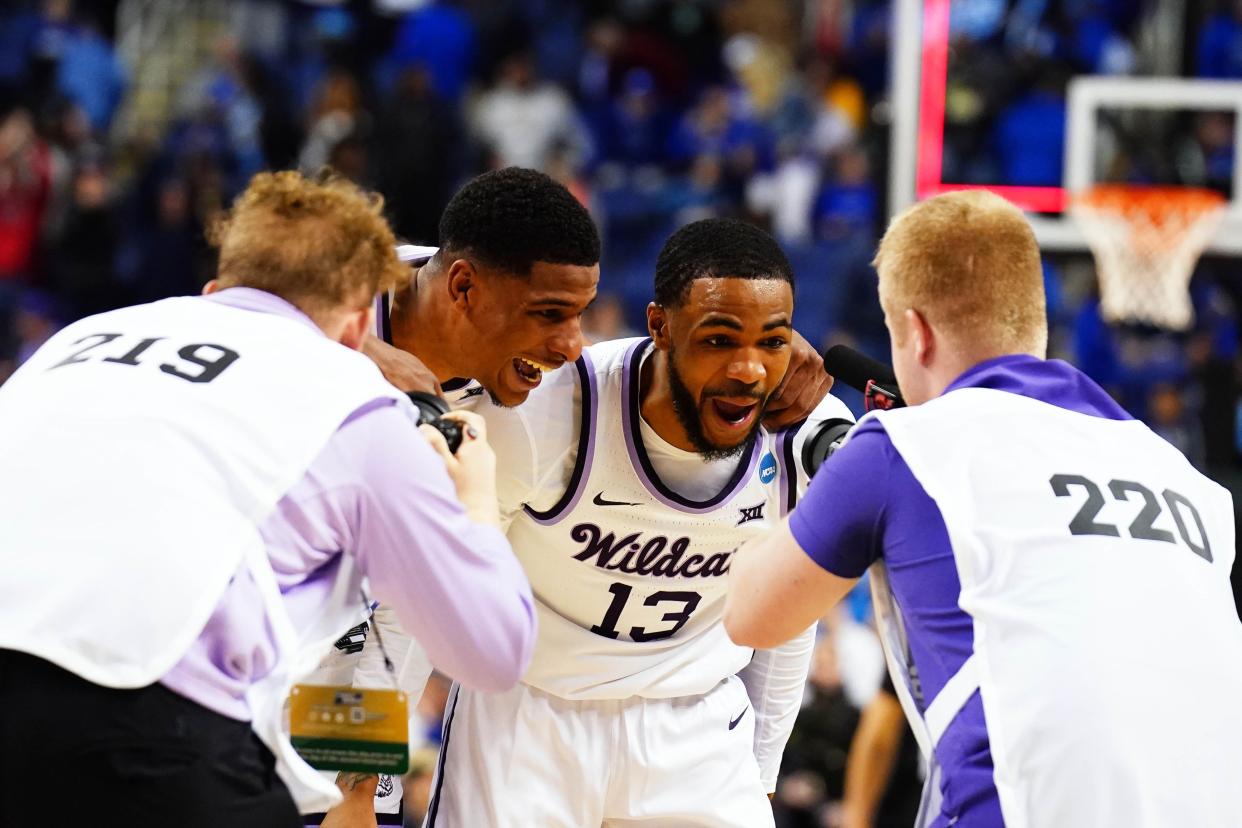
[1074,185,1226,227]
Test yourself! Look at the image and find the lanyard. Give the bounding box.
[361,590,399,690]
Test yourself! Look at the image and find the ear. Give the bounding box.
[201,279,220,296]
[646,302,671,349]
[338,306,374,351]
[905,308,934,366]
[444,258,479,310]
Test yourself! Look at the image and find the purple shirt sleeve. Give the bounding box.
[160,291,533,717]
[162,399,535,718]
[789,418,972,697]
[264,400,536,694]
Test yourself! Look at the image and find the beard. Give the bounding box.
[666,347,767,462]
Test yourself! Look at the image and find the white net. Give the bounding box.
[1071,186,1227,331]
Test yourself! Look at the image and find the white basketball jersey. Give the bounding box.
[509,338,807,700]
[874,387,1242,828]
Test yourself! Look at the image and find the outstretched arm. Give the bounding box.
[725,520,857,649]
[354,408,535,693]
[726,421,892,649]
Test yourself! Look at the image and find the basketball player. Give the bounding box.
[365,166,602,408]
[725,191,1242,827]
[422,218,855,827]
[304,167,602,825]
[312,171,833,826]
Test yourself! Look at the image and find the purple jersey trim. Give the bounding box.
[942,354,1132,419]
[522,350,598,525]
[777,423,802,518]
[620,338,761,513]
[424,683,460,827]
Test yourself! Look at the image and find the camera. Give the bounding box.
[406,391,464,454]
[801,418,856,478]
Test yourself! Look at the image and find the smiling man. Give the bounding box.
[304,167,602,828]
[421,218,854,827]
[372,166,601,407]
[364,167,832,421]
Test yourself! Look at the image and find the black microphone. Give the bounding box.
[823,345,904,411]
[800,347,905,478]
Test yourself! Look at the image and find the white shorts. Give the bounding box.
[424,676,773,828]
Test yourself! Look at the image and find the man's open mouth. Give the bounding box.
[708,397,760,429]
[513,357,554,387]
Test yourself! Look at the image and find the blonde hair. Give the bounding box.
[209,171,405,317]
[874,190,1047,354]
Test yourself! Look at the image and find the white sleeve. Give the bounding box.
[736,394,853,790]
[737,624,817,792]
[301,369,577,743]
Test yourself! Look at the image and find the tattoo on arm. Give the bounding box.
[335,771,377,791]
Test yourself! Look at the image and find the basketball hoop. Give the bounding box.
[1071,186,1227,331]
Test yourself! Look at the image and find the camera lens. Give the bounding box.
[801,418,855,478]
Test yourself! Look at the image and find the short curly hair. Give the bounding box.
[209,171,405,315]
[654,218,794,307]
[438,167,600,276]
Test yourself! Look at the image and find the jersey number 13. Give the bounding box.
[590,583,702,642]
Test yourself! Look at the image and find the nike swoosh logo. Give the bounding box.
[728,707,747,730]
[592,492,642,507]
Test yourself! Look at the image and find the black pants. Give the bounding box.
[0,649,300,828]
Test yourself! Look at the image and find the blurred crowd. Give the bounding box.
[1,1,1241,825]
[941,0,1240,189]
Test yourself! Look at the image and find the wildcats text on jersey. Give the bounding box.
[570,523,735,579]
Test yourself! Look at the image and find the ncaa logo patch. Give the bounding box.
[758,452,778,485]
